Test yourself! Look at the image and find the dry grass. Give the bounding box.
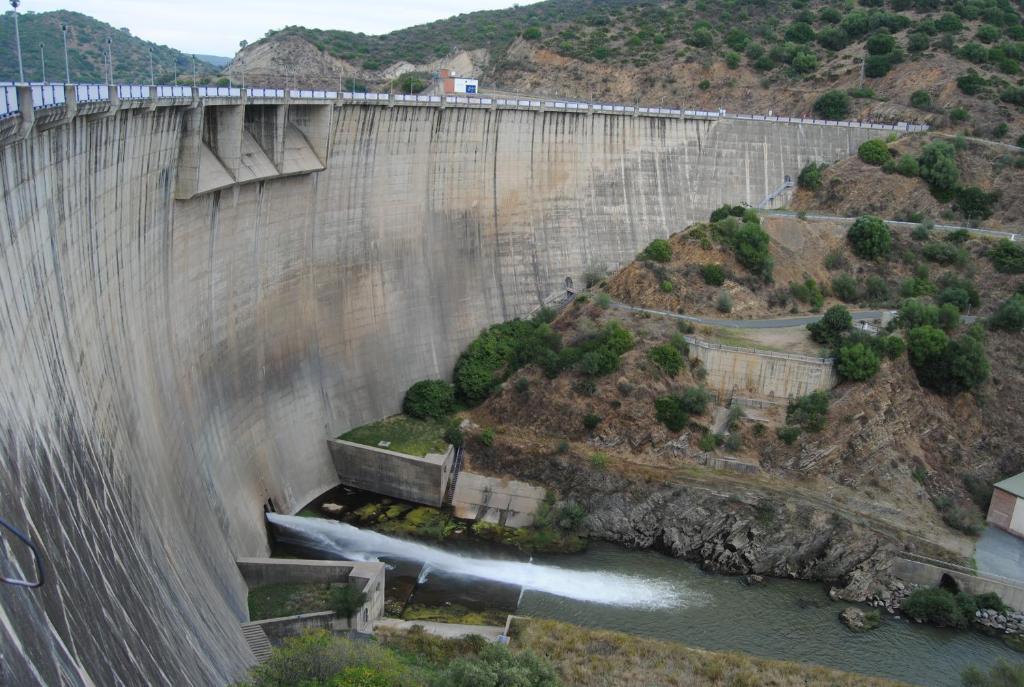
[510,618,910,687]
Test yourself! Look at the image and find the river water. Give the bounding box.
[268,514,1022,686]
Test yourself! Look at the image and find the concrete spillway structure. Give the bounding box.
[0,92,888,685]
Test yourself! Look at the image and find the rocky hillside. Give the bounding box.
[234,0,1024,143]
[460,212,1024,577]
[0,10,219,83]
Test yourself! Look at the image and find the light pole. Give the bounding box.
[39,42,45,82]
[148,47,154,85]
[105,37,112,84]
[61,24,70,82]
[10,0,24,82]
[191,54,196,88]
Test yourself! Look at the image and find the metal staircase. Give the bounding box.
[443,446,465,506]
[241,623,273,664]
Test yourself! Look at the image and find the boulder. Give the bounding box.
[840,607,880,632]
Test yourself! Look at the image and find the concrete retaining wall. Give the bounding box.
[327,440,453,507]
[0,102,883,685]
[451,472,546,527]
[687,337,837,399]
[893,556,1024,610]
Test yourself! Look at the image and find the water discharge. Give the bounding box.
[267,513,700,609]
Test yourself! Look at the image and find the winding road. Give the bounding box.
[611,302,889,329]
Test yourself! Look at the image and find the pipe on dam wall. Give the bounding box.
[0,103,888,685]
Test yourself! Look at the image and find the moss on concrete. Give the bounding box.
[339,415,448,457]
[247,582,335,621]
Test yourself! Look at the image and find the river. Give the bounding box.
[268,514,1023,686]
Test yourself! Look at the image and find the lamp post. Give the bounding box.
[148,47,154,85]
[38,42,45,82]
[61,23,70,83]
[105,37,112,84]
[191,54,196,88]
[10,0,24,82]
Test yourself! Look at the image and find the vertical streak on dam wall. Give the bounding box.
[0,104,883,685]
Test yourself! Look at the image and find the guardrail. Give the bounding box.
[0,81,931,134]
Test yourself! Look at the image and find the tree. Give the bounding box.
[918,141,959,196]
[785,21,816,44]
[814,90,850,119]
[817,27,848,51]
[908,325,949,366]
[858,139,891,166]
[896,155,919,177]
[402,380,455,420]
[786,390,830,431]
[902,588,966,628]
[954,187,998,220]
[701,263,726,286]
[910,90,932,109]
[647,345,684,376]
[641,238,672,263]
[847,215,892,260]
[990,239,1024,273]
[989,295,1024,332]
[330,584,368,628]
[807,305,852,345]
[731,222,773,280]
[838,342,881,381]
[831,274,859,303]
[797,162,825,190]
[655,396,688,431]
[866,31,896,55]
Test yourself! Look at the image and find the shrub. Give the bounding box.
[814,90,850,120]
[900,299,940,329]
[908,90,933,110]
[641,238,672,262]
[818,26,848,51]
[911,222,931,241]
[444,422,464,448]
[330,584,368,624]
[480,428,495,446]
[918,141,959,196]
[660,280,674,293]
[949,107,969,122]
[701,263,726,286]
[583,264,606,288]
[522,27,542,40]
[590,452,608,470]
[647,344,684,376]
[1001,87,1024,106]
[896,155,919,177]
[716,290,733,313]
[786,390,830,431]
[785,21,816,44]
[945,228,970,244]
[922,241,967,266]
[797,162,825,191]
[679,387,711,415]
[595,292,612,309]
[860,139,892,166]
[808,305,853,345]
[824,249,848,271]
[669,333,689,356]
[954,187,999,220]
[831,274,859,303]
[791,51,818,73]
[973,592,1008,614]
[864,276,890,303]
[729,221,774,280]
[907,32,930,52]
[583,413,602,430]
[937,286,973,313]
[990,239,1024,273]
[454,319,561,403]
[938,302,961,331]
[880,335,906,359]
[790,278,825,310]
[437,643,558,687]
[908,325,989,394]
[847,215,892,260]
[866,31,896,55]
[777,426,801,444]
[989,295,1024,332]
[961,660,1024,687]
[402,380,455,420]
[655,395,689,431]
[902,588,967,628]
[837,342,881,381]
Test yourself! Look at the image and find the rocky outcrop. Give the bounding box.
[468,440,901,602]
[840,607,880,632]
[975,609,1024,636]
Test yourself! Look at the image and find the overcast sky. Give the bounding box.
[23,1,542,55]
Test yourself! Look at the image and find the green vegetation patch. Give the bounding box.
[340,415,449,457]
[248,582,334,621]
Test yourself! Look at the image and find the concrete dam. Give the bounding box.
[0,89,890,685]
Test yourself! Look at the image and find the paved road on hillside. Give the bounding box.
[761,209,1019,240]
[611,302,887,328]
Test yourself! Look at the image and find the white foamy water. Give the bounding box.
[267,513,701,609]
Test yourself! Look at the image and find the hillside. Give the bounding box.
[0,10,219,83]
[459,212,1024,570]
[235,0,1024,144]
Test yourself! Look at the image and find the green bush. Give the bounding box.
[480,428,495,446]
[902,588,967,628]
[973,592,1008,614]
[907,32,930,52]
[847,215,892,260]
[777,426,801,444]
[577,322,635,378]
[990,239,1024,273]
[814,90,851,120]
[938,302,961,331]
[922,241,967,267]
[647,344,684,376]
[807,305,853,345]
[858,139,892,165]
[961,660,1024,687]
[790,278,825,310]
[785,21,816,44]
[918,141,960,196]
[786,390,830,432]
[330,584,368,623]
[717,290,733,313]
[444,422,464,448]
[641,238,672,263]
[837,342,881,381]
[659,280,674,293]
[945,228,970,244]
[908,325,989,394]
[879,335,906,359]
[589,452,608,470]
[454,318,561,403]
[655,395,689,431]
[937,287,973,312]
[797,162,826,191]
[866,31,896,55]
[950,107,969,122]
[403,380,456,420]
[896,154,920,177]
[864,276,891,303]
[437,643,559,687]
[728,221,774,280]
[701,263,726,286]
[954,187,999,220]
[582,413,602,430]
[989,295,1024,332]
[831,274,859,303]
[910,90,932,109]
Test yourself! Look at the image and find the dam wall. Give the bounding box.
[0,99,884,685]
[686,337,837,399]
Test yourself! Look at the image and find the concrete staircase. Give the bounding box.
[241,623,273,664]
[443,446,465,506]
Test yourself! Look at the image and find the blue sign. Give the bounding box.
[466,84,477,94]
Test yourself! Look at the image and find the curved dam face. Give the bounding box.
[0,101,883,685]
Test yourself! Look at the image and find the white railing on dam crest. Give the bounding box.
[0,80,930,134]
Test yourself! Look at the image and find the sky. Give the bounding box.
[21,1,543,56]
